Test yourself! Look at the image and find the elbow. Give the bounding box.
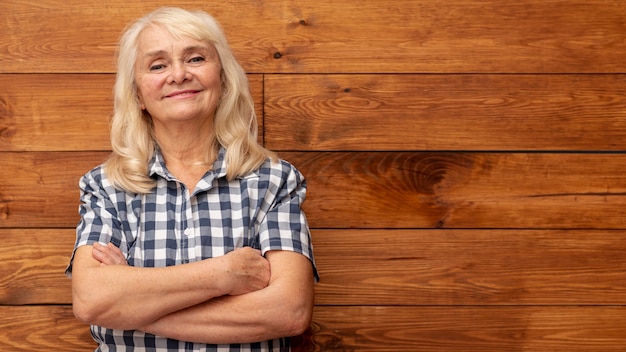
[287,313,312,337]
[72,284,115,326]
[73,296,140,330]
[281,281,315,337]
[72,279,111,325]
[72,288,124,328]
[281,300,314,337]
[261,294,313,340]
[72,292,141,330]
[72,296,100,325]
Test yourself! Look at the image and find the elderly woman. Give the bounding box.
[66,7,317,351]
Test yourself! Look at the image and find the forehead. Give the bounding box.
[136,25,213,56]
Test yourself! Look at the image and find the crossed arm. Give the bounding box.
[71,242,314,344]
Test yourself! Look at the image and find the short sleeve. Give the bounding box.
[65,166,127,277]
[257,160,319,281]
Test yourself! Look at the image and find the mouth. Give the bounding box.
[165,90,201,98]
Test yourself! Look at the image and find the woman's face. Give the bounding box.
[134,25,222,129]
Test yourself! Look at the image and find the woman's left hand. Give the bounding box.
[92,242,128,266]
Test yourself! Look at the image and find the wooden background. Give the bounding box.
[2,0,626,350]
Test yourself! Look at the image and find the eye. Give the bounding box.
[189,56,205,63]
[149,64,166,71]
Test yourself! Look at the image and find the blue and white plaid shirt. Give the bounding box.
[66,147,317,352]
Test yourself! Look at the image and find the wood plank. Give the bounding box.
[0,74,263,152]
[4,228,626,306]
[2,151,626,229]
[265,74,626,151]
[0,229,74,305]
[0,306,94,351]
[3,1,626,73]
[281,152,626,229]
[0,152,109,228]
[2,305,625,351]
[312,229,626,305]
[295,306,626,351]
[0,74,113,151]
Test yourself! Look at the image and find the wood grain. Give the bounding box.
[312,229,626,305]
[296,306,626,351]
[3,1,626,351]
[2,306,625,351]
[0,74,263,152]
[265,74,626,151]
[282,152,626,229]
[0,229,74,305]
[4,73,625,152]
[4,228,626,307]
[0,306,94,351]
[2,151,625,229]
[3,1,626,73]
[0,152,109,228]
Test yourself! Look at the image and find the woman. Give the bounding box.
[66,7,317,351]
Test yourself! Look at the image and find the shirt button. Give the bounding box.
[183,228,192,236]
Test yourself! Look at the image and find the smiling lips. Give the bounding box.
[165,89,200,98]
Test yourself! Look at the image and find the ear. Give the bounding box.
[137,93,146,110]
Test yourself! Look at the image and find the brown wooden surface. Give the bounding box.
[0,229,74,305]
[2,1,626,74]
[2,152,625,229]
[3,74,626,152]
[265,74,626,151]
[2,305,625,351]
[299,306,626,351]
[0,152,107,228]
[0,74,113,151]
[312,229,626,305]
[0,74,263,152]
[0,306,95,351]
[3,228,626,307]
[3,0,626,350]
[285,152,626,229]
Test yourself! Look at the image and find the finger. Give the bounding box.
[107,243,126,264]
[107,242,128,265]
[92,245,114,265]
[92,242,122,265]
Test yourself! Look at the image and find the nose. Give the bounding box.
[169,62,190,84]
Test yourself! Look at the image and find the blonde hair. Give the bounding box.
[105,7,275,193]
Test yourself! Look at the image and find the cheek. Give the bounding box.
[136,77,162,108]
[209,73,223,99]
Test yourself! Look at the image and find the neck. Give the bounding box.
[154,121,216,167]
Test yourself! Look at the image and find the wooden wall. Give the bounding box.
[2,0,626,350]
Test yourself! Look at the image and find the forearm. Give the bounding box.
[72,244,270,330]
[142,251,315,344]
[143,284,309,343]
[72,246,231,329]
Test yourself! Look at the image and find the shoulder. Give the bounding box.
[255,157,305,185]
[79,163,132,199]
[248,158,308,202]
[80,164,107,189]
[258,157,303,177]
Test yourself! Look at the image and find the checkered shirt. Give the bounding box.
[66,147,317,352]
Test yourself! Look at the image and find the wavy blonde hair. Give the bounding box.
[105,7,275,194]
